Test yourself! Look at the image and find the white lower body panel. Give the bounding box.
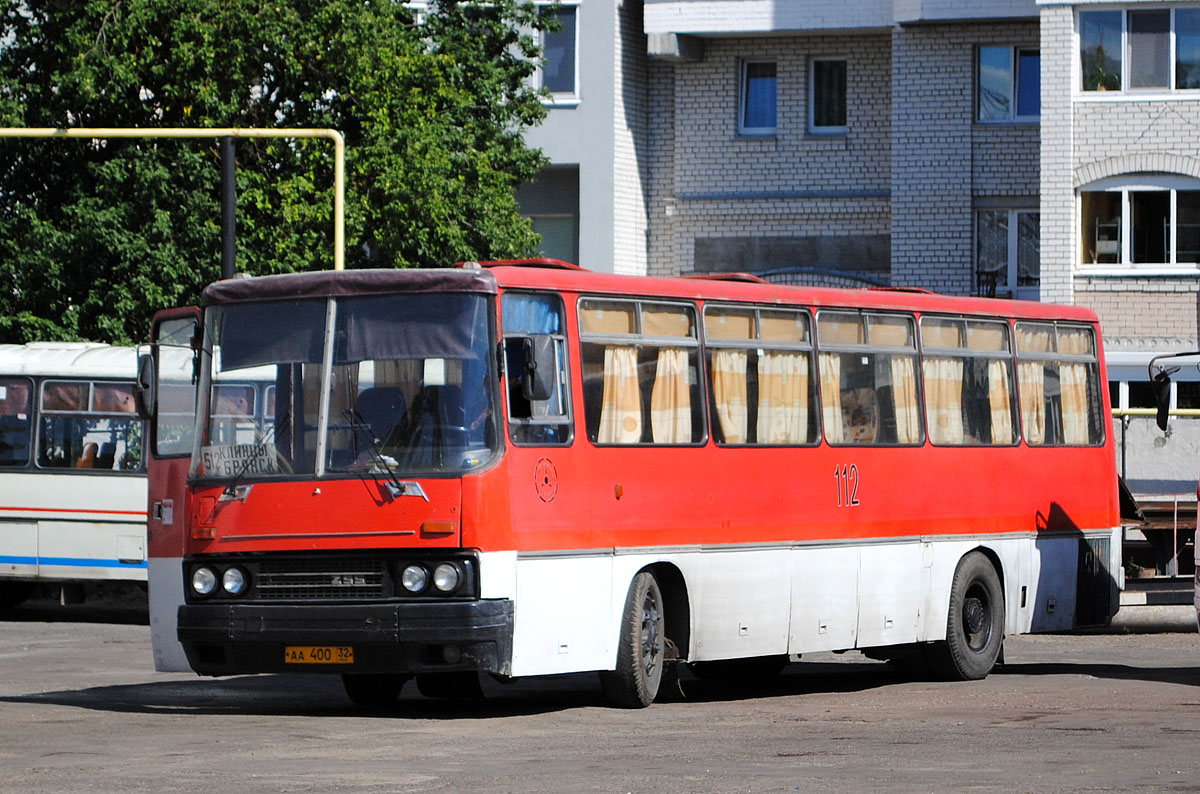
[491,528,1121,679]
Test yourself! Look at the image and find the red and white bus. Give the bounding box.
[139,261,1121,706]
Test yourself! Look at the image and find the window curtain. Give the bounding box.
[890,355,921,444]
[650,348,691,443]
[1017,326,1050,445]
[711,349,748,444]
[1017,361,1046,444]
[923,357,964,444]
[819,353,844,444]
[1059,364,1090,444]
[987,359,1014,444]
[597,346,642,443]
[1057,329,1091,445]
[757,351,809,444]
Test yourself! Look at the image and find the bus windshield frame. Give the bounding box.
[191,291,500,483]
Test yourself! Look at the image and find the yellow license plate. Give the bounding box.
[284,646,354,664]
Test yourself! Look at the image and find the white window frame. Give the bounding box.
[1078,176,1200,272]
[534,3,579,105]
[738,60,777,137]
[976,45,1041,122]
[975,208,1041,300]
[1077,6,1200,97]
[808,56,848,135]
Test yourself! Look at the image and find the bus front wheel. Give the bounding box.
[928,552,1004,681]
[600,571,665,708]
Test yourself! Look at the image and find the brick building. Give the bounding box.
[515,0,1200,364]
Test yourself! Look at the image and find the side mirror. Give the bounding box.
[135,353,157,420]
[1153,370,1172,432]
[522,335,556,402]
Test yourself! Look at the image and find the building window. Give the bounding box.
[739,61,777,136]
[810,58,847,133]
[1080,8,1200,92]
[1081,180,1200,267]
[976,209,1040,299]
[977,46,1040,121]
[539,5,577,98]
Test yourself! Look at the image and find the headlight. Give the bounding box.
[191,567,217,596]
[433,562,461,593]
[222,567,248,596]
[401,564,428,593]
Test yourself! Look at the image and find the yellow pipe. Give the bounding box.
[0,127,346,270]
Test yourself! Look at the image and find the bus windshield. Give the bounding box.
[195,292,498,481]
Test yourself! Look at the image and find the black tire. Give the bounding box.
[600,571,665,708]
[688,654,789,681]
[928,552,1004,681]
[0,581,36,610]
[341,673,409,707]
[415,671,485,699]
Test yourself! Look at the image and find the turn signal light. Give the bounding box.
[421,521,456,537]
[192,525,216,540]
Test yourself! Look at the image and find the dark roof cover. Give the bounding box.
[201,268,497,306]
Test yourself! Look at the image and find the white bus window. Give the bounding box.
[0,377,33,467]
[38,379,144,471]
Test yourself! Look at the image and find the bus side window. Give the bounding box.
[1016,322,1105,447]
[579,299,704,446]
[817,312,923,446]
[921,317,1017,446]
[38,380,145,471]
[0,377,33,467]
[501,292,572,445]
[704,306,818,446]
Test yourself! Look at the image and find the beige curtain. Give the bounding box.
[597,346,642,443]
[890,355,920,444]
[711,349,748,444]
[1060,363,1090,444]
[1017,360,1046,445]
[923,357,964,444]
[987,359,1014,444]
[651,348,691,443]
[757,351,809,444]
[819,353,844,444]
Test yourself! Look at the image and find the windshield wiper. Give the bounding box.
[343,408,409,500]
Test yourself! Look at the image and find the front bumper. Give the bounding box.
[177,599,514,676]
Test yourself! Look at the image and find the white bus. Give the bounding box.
[0,342,210,609]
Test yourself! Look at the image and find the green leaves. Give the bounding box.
[0,0,552,344]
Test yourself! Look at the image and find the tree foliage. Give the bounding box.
[0,0,553,344]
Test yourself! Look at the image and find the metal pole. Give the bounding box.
[220,136,236,279]
[0,127,346,270]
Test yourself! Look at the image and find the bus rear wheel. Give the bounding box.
[341,673,409,707]
[928,552,1004,681]
[600,571,665,708]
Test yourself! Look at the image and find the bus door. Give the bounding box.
[139,307,201,671]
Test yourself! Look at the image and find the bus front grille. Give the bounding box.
[254,559,388,600]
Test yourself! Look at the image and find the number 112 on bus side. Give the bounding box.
[137,261,1120,708]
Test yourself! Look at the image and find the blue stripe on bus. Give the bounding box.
[0,555,147,569]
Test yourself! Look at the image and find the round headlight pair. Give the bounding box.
[190,566,249,597]
[400,562,461,594]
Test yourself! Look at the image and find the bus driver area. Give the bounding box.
[139,260,1121,708]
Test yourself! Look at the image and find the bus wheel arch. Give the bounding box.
[601,564,688,708]
[928,549,1005,681]
[647,562,690,664]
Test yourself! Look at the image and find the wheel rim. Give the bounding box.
[962,580,992,652]
[640,588,663,678]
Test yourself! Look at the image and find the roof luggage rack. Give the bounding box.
[463,258,585,271]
